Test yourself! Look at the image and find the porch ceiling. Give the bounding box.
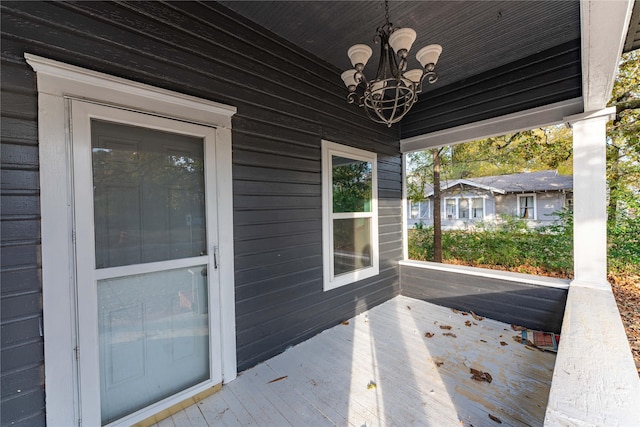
[220,1,581,92]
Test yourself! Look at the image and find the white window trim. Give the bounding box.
[25,53,237,427]
[517,193,537,220]
[322,140,379,291]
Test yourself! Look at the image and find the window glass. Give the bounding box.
[92,120,206,268]
[332,156,372,213]
[459,198,469,218]
[410,202,420,218]
[419,201,430,218]
[472,198,484,218]
[333,218,372,275]
[445,199,457,219]
[519,195,534,218]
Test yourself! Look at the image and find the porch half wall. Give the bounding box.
[0,2,403,425]
[400,262,568,333]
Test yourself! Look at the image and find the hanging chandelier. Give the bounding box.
[341,0,442,127]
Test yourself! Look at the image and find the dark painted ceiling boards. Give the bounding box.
[219,1,581,92]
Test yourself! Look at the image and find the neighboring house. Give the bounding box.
[408,171,573,229]
[1,2,638,427]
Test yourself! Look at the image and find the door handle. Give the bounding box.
[213,246,219,270]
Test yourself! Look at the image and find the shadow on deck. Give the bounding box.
[156,295,555,427]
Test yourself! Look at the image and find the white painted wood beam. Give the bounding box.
[580,0,635,112]
[400,98,583,153]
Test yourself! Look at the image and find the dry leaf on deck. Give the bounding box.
[443,332,457,338]
[465,320,472,327]
[470,311,484,321]
[425,332,434,338]
[267,376,288,384]
[367,381,377,389]
[470,368,492,383]
[341,320,349,325]
[511,324,526,331]
[488,414,502,423]
[500,341,508,346]
[440,325,452,330]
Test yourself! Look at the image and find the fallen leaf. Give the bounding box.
[341,320,349,325]
[310,379,317,386]
[473,322,478,326]
[470,368,492,383]
[267,376,288,384]
[480,339,487,343]
[500,341,508,346]
[524,345,536,351]
[440,325,452,330]
[488,414,502,423]
[425,332,434,338]
[461,312,469,316]
[407,305,412,310]
[513,335,523,344]
[443,332,457,338]
[511,324,526,331]
[367,380,377,389]
[451,308,460,314]
[435,360,444,367]
[465,320,472,327]
[470,311,484,321]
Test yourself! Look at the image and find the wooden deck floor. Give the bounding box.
[155,295,556,427]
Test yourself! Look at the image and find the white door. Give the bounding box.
[71,100,222,426]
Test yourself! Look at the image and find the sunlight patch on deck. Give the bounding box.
[158,295,556,427]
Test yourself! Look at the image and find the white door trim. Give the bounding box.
[25,53,237,427]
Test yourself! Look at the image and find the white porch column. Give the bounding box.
[566,107,615,288]
[544,107,640,426]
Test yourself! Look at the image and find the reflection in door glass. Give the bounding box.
[98,266,210,424]
[91,120,206,268]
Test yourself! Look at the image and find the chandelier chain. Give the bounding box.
[384,0,390,26]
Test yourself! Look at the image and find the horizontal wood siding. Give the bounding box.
[400,265,567,333]
[0,2,402,423]
[401,40,582,138]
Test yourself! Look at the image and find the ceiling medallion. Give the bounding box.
[341,0,442,127]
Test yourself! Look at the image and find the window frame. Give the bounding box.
[322,140,379,291]
[517,193,537,220]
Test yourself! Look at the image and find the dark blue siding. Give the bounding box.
[0,2,402,424]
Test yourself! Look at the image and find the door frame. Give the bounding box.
[25,54,237,427]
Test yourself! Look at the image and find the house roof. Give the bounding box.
[423,170,573,197]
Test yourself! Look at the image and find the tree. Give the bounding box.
[607,49,640,229]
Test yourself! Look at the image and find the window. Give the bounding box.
[445,198,458,219]
[322,141,378,291]
[409,200,430,219]
[459,198,469,219]
[517,194,536,219]
[471,197,484,219]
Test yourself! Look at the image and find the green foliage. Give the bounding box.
[408,210,575,277]
[332,161,372,212]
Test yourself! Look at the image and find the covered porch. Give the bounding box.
[154,296,555,427]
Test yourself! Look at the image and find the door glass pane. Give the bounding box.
[92,120,206,268]
[98,266,210,424]
[332,156,372,213]
[333,218,372,275]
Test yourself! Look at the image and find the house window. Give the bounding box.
[419,200,430,219]
[459,198,469,218]
[322,141,379,291]
[517,194,536,219]
[445,198,458,219]
[409,200,430,219]
[471,197,484,219]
